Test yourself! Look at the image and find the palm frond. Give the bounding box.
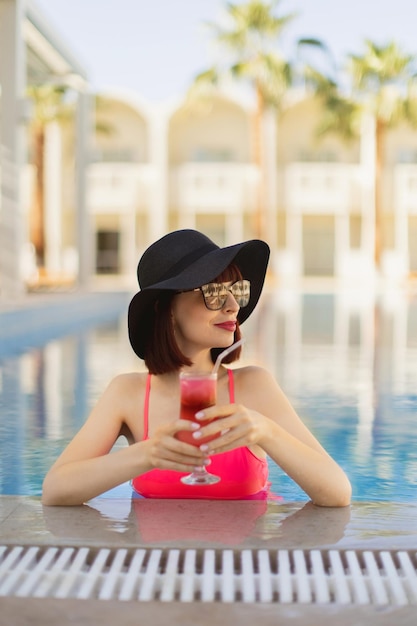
[26,84,73,126]
[316,96,360,141]
[191,0,299,111]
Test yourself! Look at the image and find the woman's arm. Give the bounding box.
[42,374,206,506]
[193,366,352,507]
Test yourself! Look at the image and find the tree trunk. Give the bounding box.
[30,127,45,266]
[252,84,266,241]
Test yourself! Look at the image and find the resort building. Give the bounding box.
[0,0,90,296]
[2,0,417,294]
[88,89,417,286]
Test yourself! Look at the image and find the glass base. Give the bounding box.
[180,469,220,485]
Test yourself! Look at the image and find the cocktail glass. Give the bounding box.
[177,371,220,485]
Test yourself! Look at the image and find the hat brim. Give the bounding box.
[128,239,269,359]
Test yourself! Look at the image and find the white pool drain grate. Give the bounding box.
[1,546,417,605]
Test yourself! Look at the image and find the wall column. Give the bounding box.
[360,112,377,280]
[148,106,168,243]
[44,121,62,274]
[263,109,278,259]
[75,89,93,287]
[0,0,27,297]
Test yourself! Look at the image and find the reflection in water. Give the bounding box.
[242,286,417,501]
[1,287,417,501]
[42,498,350,548]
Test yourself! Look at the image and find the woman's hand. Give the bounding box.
[191,404,267,455]
[147,418,210,471]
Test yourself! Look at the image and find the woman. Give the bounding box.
[42,229,351,507]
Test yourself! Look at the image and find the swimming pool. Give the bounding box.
[1,287,416,502]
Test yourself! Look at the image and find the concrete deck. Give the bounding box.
[2,596,415,626]
[1,496,417,625]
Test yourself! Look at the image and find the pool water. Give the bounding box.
[1,288,417,502]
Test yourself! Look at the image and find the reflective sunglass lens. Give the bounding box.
[230,280,250,307]
[200,281,250,310]
[200,284,223,309]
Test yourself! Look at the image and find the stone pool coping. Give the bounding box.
[1,496,416,551]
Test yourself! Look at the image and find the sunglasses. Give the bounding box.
[193,280,251,311]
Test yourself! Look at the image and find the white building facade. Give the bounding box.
[86,89,417,286]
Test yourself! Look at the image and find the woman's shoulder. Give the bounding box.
[231,364,286,411]
[106,371,149,394]
[101,372,150,433]
[230,364,277,388]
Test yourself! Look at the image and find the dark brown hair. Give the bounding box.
[144,263,243,374]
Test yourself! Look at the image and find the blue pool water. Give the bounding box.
[1,288,417,502]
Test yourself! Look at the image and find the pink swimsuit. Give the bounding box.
[131,369,269,499]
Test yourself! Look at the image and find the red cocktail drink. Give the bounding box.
[177,372,217,445]
[177,371,220,485]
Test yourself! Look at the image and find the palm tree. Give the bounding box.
[349,40,417,268]
[304,68,360,141]
[190,0,321,242]
[310,40,417,270]
[26,84,73,267]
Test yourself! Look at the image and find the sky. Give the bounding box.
[34,0,417,102]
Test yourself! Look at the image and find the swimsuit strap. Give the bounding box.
[143,369,234,440]
[143,373,152,440]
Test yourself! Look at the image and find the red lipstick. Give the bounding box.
[215,322,236,332]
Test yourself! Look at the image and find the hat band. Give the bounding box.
[158,242,217,283]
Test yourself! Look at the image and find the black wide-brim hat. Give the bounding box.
[128,229,270,359]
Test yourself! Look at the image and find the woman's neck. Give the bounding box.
[183,355,213,373]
